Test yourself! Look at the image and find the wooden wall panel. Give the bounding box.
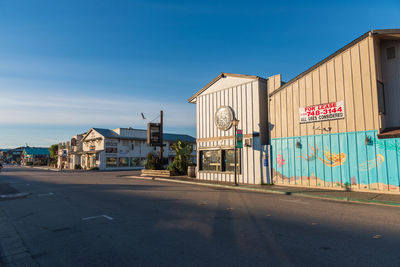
[270,94,276,138]
[312,70,322,134]
[319,64,330,134]
[299,78,307,136]
[327,60,339,133]
[334,56,347,132]
[351,45,366,131]
[305,74,314,135]
[359,38,375,131]
[368,36,380,131]
[343,50,356,132]
[293,81,300,137]
[287,84,294,137]
[281,90,288,138]
[275,92,282,138]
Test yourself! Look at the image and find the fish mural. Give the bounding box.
[271,130,400,192]
[359,154,385,172]
[276,154,285,168]
[298,143,319,161]
[318,147,347,167]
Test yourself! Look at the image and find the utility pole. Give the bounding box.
[159,110,163,164]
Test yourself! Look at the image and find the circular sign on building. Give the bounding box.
[215,106,234,131]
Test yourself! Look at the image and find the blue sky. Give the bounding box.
[1,0,399,148]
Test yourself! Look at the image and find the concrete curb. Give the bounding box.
[124,175,400,208]
[0,193,30,200]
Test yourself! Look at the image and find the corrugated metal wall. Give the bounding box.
[196,78,267,184]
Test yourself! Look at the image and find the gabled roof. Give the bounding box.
[23,147,50,156]
[188,72,267,103]
[92,128,120,138]
[269,29,400,97]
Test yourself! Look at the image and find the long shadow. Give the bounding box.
[0,168,399,266]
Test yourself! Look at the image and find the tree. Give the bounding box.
[167,140,193,175]
[49,144,58,165]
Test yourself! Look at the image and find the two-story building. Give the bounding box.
[67,127,196,170]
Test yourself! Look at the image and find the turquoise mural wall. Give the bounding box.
[271,130,400,192]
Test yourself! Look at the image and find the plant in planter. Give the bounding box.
[146,152,163,170]
[167,140,193,175]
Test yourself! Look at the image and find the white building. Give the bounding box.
[188,73,271,184]
[77,127,196,170]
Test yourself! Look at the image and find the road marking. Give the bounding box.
[82,215,114,221]
[36,192,54,197]
[279,198,310,205]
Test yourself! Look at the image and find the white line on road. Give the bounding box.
[36,192,54,197]
[82,215,114,221]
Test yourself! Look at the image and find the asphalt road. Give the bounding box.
[0,166,399,267]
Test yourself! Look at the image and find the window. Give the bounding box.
[130,157,141,167]
[199,150,221,171]
[222,149,240,172]
[377,81,385,115]
[106,157,117,167]
[200,149,240,173]
[387,47,396,60]
[119,157,129,167]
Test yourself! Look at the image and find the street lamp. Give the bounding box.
[232,118,239,186]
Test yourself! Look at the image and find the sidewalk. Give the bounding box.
[124,175,400,207]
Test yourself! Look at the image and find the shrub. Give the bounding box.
[74,164,82,170]
[167,140,193,175]
[146,152,163,170]
[90,167,99,171]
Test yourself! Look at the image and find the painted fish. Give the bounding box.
[319,149,347,167]
[359,154,384,172]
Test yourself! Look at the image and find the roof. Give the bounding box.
[23,147,50,156]
[83,127,195,143]
[269,29,400,97]
[92,128,120,138]
[163,133,195,143]
[188,72,267,103]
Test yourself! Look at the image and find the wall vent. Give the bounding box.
[387,47,396,60]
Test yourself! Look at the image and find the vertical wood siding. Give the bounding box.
[270,36,379,139]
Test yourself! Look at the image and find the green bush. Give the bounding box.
[146,152,163,170]
[167,140,193,175]
[74,164,82,170]
[90,167,99,171]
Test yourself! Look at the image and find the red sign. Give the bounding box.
[299,101,345,124]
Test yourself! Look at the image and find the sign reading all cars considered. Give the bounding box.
[299,101,345,124]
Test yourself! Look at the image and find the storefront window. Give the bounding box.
[200,149,240,173]
[106,157,117,167]
[222,149,240,173]
[130,157,141,167]
[200,150,221,171]
[119,157,129,167]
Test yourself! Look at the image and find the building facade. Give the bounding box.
[21,147,50,166]
[59,127,196,171]
[269,29,400,193]
[189,73,270,184]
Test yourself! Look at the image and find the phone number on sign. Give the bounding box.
[306,106,343,117]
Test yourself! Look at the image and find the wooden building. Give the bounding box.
[268,29,400,193]
[188,73,270,184]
